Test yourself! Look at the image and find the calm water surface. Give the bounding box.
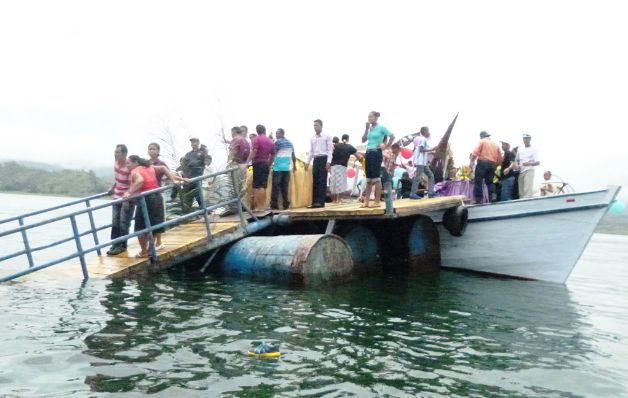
[1,193,627,397]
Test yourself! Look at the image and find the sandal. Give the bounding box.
[368,203,381,208]
[134,252,150,258]
[155,244,166,251]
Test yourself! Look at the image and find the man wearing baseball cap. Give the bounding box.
[181,136,207,212]
[469,131,502,203]
[515,133,540,198]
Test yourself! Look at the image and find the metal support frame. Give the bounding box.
[69,215,89,280]
[85,199,101,256]
[384,181,394,216]
[18,217,34,268]
[197,180,213,242]
[325,219,336,235]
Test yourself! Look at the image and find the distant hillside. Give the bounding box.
[0,161,110,197]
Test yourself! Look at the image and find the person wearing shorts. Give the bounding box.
[247,124,275,211]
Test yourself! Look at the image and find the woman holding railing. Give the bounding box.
[124,155,189,258]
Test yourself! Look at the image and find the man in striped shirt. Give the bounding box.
[107,144,135,256]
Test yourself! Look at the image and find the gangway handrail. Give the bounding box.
[0,167,254,282]
[0,192,110,225]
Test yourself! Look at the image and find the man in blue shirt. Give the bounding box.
[270,128,297,210]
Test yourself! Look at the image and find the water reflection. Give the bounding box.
[81,265,600,396]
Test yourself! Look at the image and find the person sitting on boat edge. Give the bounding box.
[124,155,189,257]
[515,133,540,199]
[410,127,436,199]
[396,172,413,199]
[361,111,395,208]
[469,131,503,204]
[540,170,555,196]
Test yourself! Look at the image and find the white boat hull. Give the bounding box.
[428,186,621,283]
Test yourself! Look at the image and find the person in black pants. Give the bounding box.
[180,137,206,212]
[305,119,333,208]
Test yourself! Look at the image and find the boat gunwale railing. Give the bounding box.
[0,167,254,282]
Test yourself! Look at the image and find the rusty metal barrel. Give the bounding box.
[221,234,353,283]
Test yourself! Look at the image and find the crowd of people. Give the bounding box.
[105,111,551,257]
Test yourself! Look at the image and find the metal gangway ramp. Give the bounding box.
[0,168,269,283]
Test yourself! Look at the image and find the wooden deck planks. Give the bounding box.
[285,196,465,219]
[25,221,241,282]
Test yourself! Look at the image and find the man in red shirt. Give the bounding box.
[469,131,503,204]
[247,124,275,211]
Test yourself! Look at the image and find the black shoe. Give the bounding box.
[107,247,126,256]
[308,203,324,208]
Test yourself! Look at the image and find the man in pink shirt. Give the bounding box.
[247,124,275,211]
[228,126,251,194]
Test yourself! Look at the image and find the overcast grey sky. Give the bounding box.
[0,0,626,197]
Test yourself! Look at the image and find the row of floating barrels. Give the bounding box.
[218,206,467,284]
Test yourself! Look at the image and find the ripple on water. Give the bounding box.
[1,237,628,397]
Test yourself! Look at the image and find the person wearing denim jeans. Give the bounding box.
[109,201,135,253]
[270,128,296,210]
[107,144,135,256]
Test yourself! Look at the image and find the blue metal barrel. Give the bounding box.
[221,234,353,283]
[338,225,381,268]
[407,216,440,271]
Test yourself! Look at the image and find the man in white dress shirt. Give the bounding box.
[305,119,333,208]
[515,133,540,198]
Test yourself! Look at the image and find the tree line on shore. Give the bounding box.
[0,161,110,197]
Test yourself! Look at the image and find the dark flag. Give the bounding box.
[430,113,459,182]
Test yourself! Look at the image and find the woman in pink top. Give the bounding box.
[124,155,188,257]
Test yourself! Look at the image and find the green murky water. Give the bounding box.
[1,193,627,397]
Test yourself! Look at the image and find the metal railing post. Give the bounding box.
[384,181,394,215]
[138,196,157,263]
[85,199,101,256]
[197,180,213,241]
[18,217,35,268]
[70,215,89,280]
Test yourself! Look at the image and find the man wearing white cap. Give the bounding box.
[515,133,540,198]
